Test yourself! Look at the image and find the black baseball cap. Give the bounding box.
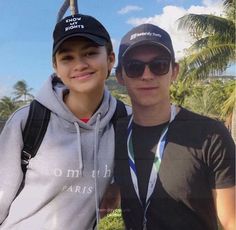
[117,23,175,68]
[53,13,112,56]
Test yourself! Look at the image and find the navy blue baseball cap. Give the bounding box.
[53,13,112,56]
[117,23,175,68]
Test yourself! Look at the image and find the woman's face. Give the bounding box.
[54,37,115,96]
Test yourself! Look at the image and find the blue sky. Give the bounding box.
[0,0,234,97]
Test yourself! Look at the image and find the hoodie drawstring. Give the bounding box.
[74,122,83,173]
[94,113,101,230]
[73,114,101,229]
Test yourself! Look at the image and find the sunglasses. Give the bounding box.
[123,58,171,78]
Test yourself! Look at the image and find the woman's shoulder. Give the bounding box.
[5,104,30,129]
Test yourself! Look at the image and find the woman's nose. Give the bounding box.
[73,57,89,70]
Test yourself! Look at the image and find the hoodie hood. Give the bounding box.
[35,74,117,173]
[35,74,117,129]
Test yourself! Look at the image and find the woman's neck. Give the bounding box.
[64,90,104,119]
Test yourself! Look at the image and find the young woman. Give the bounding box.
[0,13,126,230]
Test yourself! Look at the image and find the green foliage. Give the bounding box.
[111,91,131,105]
[98,209,125,230]
[170,79,192,105]
[106,75,131,105]
[106,75,127,94]
[171,78,235,121]
[220,80,236,119]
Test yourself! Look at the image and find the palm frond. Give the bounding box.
[221,81,236,118]
[223,0,235,10]
[178,14,234,35]
[182,45,235,79]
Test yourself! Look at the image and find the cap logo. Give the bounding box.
[64,17,84,32]
[130,32,162,40]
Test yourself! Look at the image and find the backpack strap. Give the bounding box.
[21,100,50,174]
[111,99,128,129]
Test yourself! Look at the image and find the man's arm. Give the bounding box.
[99,183,121,218]
[212,186,235,230]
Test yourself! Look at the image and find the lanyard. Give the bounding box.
[127,105,177,230]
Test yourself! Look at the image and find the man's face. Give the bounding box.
[119,44,178,108]
[53,37,115,96]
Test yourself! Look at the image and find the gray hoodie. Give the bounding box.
[0,75,122,230]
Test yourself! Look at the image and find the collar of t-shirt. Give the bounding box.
[80,118,89,123]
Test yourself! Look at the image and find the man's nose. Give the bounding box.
[140,65,155,80]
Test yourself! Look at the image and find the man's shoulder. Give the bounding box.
[177,107,224,127]
[174,107,232,141]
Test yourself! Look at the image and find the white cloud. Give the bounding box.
[126,1,225,60]
[118,5,142,15]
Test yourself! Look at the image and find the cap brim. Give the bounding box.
[122,40,172,58]
[53,33,106,55]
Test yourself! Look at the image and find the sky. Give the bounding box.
[0,0,234,98]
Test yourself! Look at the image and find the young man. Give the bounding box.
[115,23,235,230]
[0,14,127,229]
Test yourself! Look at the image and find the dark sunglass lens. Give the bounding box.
[124,60,145,78]
[150,59,170,75]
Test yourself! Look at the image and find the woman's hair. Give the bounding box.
[105,40,113,56]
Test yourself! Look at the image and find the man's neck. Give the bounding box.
[132,103,177,126]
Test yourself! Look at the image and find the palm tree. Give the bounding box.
[13,80,33,103]
[177,0,235,79]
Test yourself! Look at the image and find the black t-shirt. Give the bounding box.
[132,122,168,207]
[115,108,235,230]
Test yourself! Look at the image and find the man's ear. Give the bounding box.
[53,63,56,71]
[116,68,125,86]
[52,63,62,80]
[171,63,179,82]
[52,57,58,73]
[108,52,115,73]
